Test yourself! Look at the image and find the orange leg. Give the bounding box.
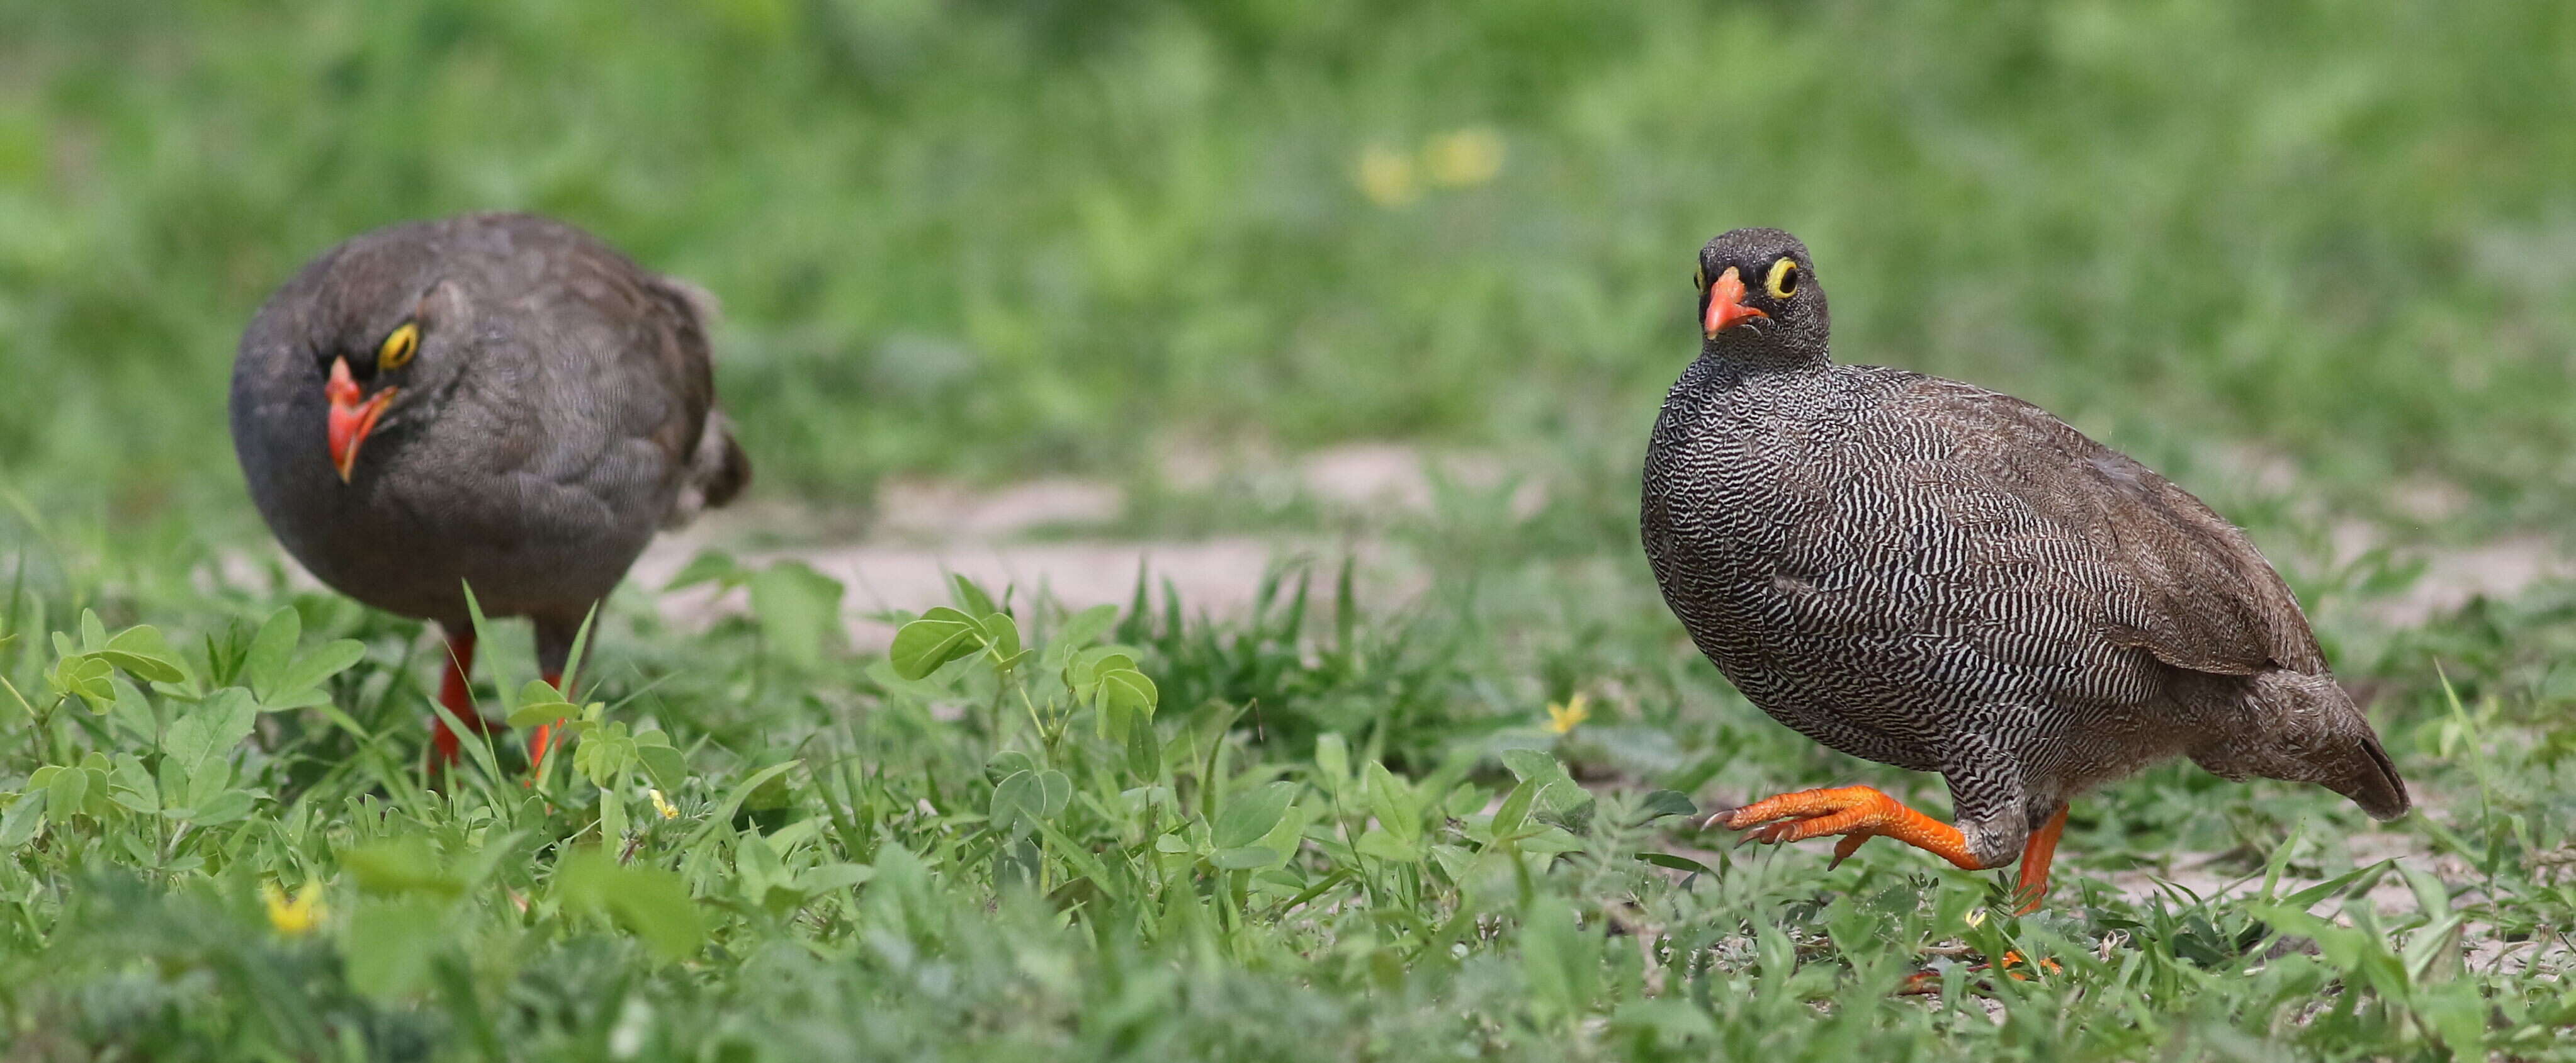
[2010,802,2069,914]
[528,670,569,780]
[427,632,494,769]
[1707,785,1998,872]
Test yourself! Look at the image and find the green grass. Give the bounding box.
[8,504,2576,1060]
[8,0,2576,1059]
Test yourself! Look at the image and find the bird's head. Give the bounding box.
[1693,227,1828,359]
[283,250,472,483]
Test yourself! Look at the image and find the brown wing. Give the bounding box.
[1890,376,2325,677]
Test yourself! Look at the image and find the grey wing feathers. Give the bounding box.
[1893,377,2325,678]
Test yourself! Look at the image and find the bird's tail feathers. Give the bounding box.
[667,409,751,527]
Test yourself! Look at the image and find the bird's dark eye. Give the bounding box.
[1765,259,1799,300]
[377,322,420,371]
[1693,266,1707,291]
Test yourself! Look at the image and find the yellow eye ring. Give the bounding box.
[378,322,419,371]
[1765,259,1799,300]
[1693,266,1707,291]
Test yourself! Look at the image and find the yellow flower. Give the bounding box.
[1544,694,1590,735]
[1421,128,1504,188]
[262,880,326,936]
[1356,144,1418,208]
[648,788,679,821]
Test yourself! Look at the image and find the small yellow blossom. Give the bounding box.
[262,880,326,936]
[1964,908,1987,929]
[1356,144,1419,208]
[648,788,679,821]
[1421,128,1504,188]
[1544,694,1591,735]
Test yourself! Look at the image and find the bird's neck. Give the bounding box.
[1692,336,1830,385]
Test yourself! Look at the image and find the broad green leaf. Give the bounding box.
[507,700,581,729]
[1365,763,1418,847]
[50,655,115,711]
[342,838,464,899]
[1208,846,1276,870]
[108,755,159,814]
[0,798,42,848]
[1354,828,1420,863]
[1214,781,1297,849]
[1521,896,1600,1018]
[188,789,256,825]
[1428,843,1477,884]
[735,830,787,893]
[78,610,107,652]
[557,848,703,962]
[1252,802,1309,863]
[601,787,629,845]
[1063,646,1137,697]
[990,770,1041,841]
[1536,779,1598,833]
[1634,789,1698,824]
[888,607,983,680]
[183,754,232,811]
[978,612,1022,664]
[1126,716,1162,780]
[663,549,749,592]
[1518,825,1584,854]
[347,898,448,1001]
[1097,668,1156,717]
[93,650,184,685]
[748,561,845,668]
[1444,783,1493,818]
[162,689,257,791]
[242,607,302,696]
[575,726,638,789]
[1034,769,1072,818]
[633,729,687,791]
[42,766,89,821]
[107,678,157,741]
[1314,733,1350,792]
[269,638,365,702]
[983,750,1039,784]
[99,624,188,684]
[1500,748,1565,784]
[1637,852,1716,875]
[1490,777,1542,839]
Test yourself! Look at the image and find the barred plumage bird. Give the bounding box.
[1641,228,2407,909]
[230,213,750,771]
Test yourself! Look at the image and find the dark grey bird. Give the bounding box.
[1641,228,2407,909]
[230,212,749,769]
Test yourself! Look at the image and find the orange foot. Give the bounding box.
[1706,785,1994,872]
[1709,788,2073,914]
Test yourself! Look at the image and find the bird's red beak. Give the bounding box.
[325,356,397,483]
[1703,266,1767,339]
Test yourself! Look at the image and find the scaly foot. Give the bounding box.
[1703,785,1992,872]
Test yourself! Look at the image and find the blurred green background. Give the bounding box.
[5,0,2572,535]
